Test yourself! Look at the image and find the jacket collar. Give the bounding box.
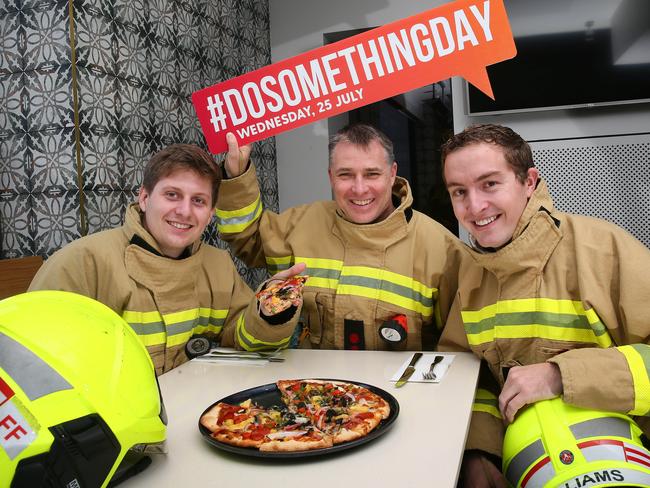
[121,204,204,314]
[468,180,563,278]
[122,203,202,257]
[512,179,556,241]
[332,177,413,248]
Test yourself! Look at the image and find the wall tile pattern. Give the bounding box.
[0,0,277,287]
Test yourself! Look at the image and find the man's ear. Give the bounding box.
[390,161,397,181]
[138,186,148,212]
[525,168,539,198]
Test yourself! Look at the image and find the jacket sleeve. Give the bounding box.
[433,237,468,333]
[218,260,301,351]
[215,163,310,274]
[438,298,504,457]
[548,226,650,416]
[215,163,267,268]
[465,365,505,458]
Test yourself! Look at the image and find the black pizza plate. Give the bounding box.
[198,379,400,459]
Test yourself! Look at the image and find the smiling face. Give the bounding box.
[328,140,397,224]
[138,169,214,258]
[444,142,538,248]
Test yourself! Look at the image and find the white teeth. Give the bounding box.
[168,221,191,229]
[475,216,497,226]
[352,199,373,206]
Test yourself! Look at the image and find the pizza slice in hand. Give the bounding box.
[256,275,308,315]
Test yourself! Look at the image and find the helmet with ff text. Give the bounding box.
[502,398,650,488]
[0,291,166,488]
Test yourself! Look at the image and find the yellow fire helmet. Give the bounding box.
[502,397,650,488]
[0,291,166,488]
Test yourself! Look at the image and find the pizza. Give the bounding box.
[256,275,308,314]
[200,379,390,452]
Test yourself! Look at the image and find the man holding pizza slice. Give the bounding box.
[215,123,467,351]
[29,144,306,375]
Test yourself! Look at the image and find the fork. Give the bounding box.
[422,355,444,380]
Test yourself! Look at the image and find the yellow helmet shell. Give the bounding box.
[0,291,166,488]
[503,398,650,487]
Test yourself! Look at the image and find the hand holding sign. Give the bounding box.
[223,133,251,178]
[193,0,515,154]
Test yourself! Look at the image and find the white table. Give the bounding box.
[122,349,480,488]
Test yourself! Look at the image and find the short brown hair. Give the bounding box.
[441,124,534,183]
[142,144,221,207]
[328,123,394,167]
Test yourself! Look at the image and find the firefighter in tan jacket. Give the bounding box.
[216,124,467,351]
[30,144,304,375]
[437,124,650,488]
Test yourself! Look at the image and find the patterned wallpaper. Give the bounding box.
[0,0,277,286]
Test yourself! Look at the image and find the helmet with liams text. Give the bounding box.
[502,397,650,488]
[0,291,166,488]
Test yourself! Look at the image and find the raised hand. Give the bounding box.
[223,132,252,178]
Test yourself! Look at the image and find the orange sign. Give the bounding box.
[193,0,515,153]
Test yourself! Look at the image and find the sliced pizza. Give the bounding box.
[200,379,390,453]
[256,275,308,314]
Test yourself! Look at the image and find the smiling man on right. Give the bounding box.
[437,123,650,487]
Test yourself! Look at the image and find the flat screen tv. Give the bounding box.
[466,0,650,116]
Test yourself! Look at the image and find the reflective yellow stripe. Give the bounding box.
[473,404,502,418]
[301,257,344,270]
[122,310,162,324]
[193,308,227,335]
[216,195,262,233]
[265,256,343,275]
[618,345,650,415]
[336,284,433,317]
[462,298,612,348]
[472,388,502,419]
[462,298,599,321]
[236,313,290,351]
[468,325,611,346]
[138,331,167,347]
[475,388,497,400]
[122,310,166,347]
[266,255,293,267]
[306,277,339,289]
[263,255,435,316]
[163,308,198,349]
[343,266,435,298]
[215,195,261,218]
[122,308,229,348]
[167,330,193,347]
[164,308,199,324]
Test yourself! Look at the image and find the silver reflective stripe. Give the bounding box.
[521,458,555,488]
[580,439,650,466]
[0,332,72,400]
[570,417,632,441]
[506,439,548,487]
[581,442,627,463]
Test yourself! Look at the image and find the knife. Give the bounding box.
[395,352,423,388]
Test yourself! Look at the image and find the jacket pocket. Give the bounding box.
[536,344,570,363]
[301,291,334,346]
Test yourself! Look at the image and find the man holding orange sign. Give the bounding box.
[215,124,468,352]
